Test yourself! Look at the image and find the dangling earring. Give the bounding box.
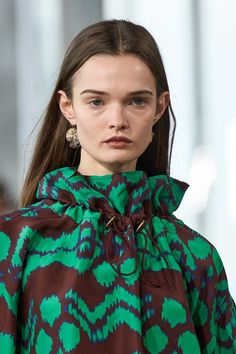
[66,126,80,149]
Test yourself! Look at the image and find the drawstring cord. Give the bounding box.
[105,216,139,276]
[104,215,172,289]
[138,222,172,289]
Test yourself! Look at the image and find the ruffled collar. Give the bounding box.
[36,167,188,216]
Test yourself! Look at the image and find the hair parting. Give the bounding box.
[20,19,176,207]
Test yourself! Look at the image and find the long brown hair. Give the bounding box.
[20,19,176,207]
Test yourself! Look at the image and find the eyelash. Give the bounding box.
[130,97,146,106]
[89,99,103,107]
[88,97,147,107]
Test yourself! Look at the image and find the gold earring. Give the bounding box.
[66,126,80,149]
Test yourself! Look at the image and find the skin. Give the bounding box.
[58,54,169,175]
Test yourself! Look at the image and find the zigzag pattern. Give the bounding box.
[0,167,235,353]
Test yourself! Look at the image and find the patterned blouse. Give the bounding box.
[0,167,235,353]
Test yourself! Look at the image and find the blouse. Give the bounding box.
[0,167,235,353]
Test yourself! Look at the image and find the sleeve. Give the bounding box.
[172,217,236,353]
[200,247,236,353]
[0,212,29,353]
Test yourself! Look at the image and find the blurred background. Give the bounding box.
[0,0,235,298]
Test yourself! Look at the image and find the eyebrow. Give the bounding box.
[80,89,107,95]
[80,89,153,96]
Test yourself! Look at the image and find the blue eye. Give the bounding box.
[131,97,146,106]
[90,99,103,106]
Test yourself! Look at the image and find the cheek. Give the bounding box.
[77,119,103,142]
[136,122,153,148]
[135,120,153,136]
[75,112,95,131]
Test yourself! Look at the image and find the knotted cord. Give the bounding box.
[104,214,172,289]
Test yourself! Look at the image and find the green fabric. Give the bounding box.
[0,167,235,353]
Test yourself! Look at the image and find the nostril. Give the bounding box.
[108,121,129,130]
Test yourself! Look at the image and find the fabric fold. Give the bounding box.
[0,166,234,353]
[36,167,189,216]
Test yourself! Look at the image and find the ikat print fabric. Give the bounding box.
[0,167,235,353]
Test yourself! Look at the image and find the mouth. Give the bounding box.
[104,136,132,143]
[104,136,132,148]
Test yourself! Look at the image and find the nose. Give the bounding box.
[108,104,129,130]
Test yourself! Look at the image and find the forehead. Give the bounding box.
[72,54,156,91]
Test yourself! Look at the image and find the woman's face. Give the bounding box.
[58,54,169,175]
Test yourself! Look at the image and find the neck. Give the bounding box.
[78,152,137,176]
[78,163,137,176]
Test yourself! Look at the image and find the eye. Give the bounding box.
[89,99,103,107]
[130,97,146,106]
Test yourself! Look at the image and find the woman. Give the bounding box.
[0,20,235,353]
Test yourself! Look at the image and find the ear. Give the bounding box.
[153,91,170,124]
[57,90,76,125]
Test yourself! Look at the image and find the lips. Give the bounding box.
[104,136,132,143]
